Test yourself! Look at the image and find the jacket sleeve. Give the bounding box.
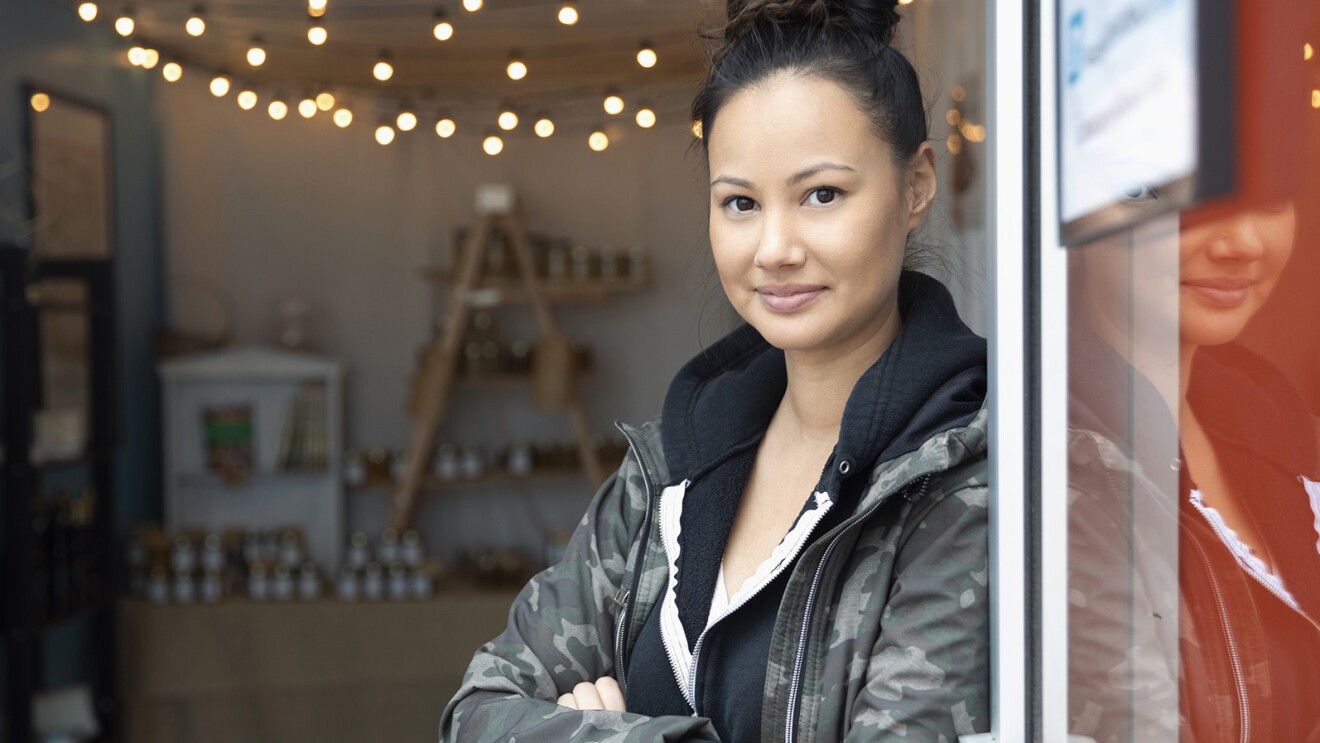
[439,455,722,742]
[844,483,991,742]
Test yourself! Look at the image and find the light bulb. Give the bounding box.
[237,90,258,110]
[141,48,159,68]
[298,98,317,118]
[534,117,554,138]
[507,57,527,81]
[375,125,396,145]
[483,134,504,155]
[557,1,577,25]
[78,2,98,21]
[463,0,482,11]
[397,111,418,131]
[247,38,266,67]
[637,44,657,69]
[185,8,205,36]
[127,46,145,66]
[635,107,656,128]
[1313,89,1320,109]
[308,22,327,45]
[498,109,518,131]
[373,52,394,81]
[899,0,914,4]
[114,13,134,36]
[435,117,456,138]
[333,107,353,127]
[588,130,609,152]
[691,120,703,139]
[1307,43,1315,61]
[603,94,624,116]
[268,100,289,120]
[30,93,51,113]
[162,62,183,82]
[316,91,335,110]
[210,75,230,97]
[434,20,453,41]
[308,0,327,17]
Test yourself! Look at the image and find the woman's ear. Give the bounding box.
[905,142,938,232]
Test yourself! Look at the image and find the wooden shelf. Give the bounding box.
[352,468,587,493]
[421,267,648,305]
[176,468,331,488]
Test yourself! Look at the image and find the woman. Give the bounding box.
[441,1,991,740]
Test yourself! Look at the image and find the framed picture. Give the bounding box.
[24,84,114,259]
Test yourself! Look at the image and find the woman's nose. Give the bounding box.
[1207,215,1267,262]
[753,210,804,269]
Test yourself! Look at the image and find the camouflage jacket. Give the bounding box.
[440,405,990,742]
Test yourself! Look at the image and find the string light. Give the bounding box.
[1313,89,1320,109]
[534,115,555,138]
[30,92,51,113]
[588,129,609,152]
[162,61,183,82]
[308,0,327,18]
[375,122,396,145]
[247,36,267,67]
[298,97,317,118]
[498,106,518,130]
[268,99,289,120]
[635,106,656,128]
[558,0,578,25]
[237,90,258,110]
[114,8,134,37]
[333,107,353,127]
[373,50,394,81]
[899,0,915,5]
[141,48,159,69]
[435,116,456,138]
[947,133,963,154]
[603,92,624,116]
[127,46,146,66]
[483,132,504,155]
[950,84,966,102]
[637,42,657,69]
[77,2,98,22]
[691,120,703,139]
[308,17,328,45]
[185,6,206,37]
[209,74,230,97]
[316,90,336,111]
[397,107,418,131]
[433,9,453,41]
[1307,43,1315,61]
[507,51,528,81]
[463,0,482,12]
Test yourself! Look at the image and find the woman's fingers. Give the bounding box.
[557,693,577,709]
[595,676,626,712]
[572,681,605,710]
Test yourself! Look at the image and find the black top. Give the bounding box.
[624,271,987,742]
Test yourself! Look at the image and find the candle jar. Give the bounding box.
[599,246,619,281]
[389,448,409,483]
[278,531,302,566]
[347,532,371,569]
[337,568,360,601]
[298,563,321,601]
[507,441,533,476]
[201,569,224,603]
[242,529,262,567]
[627,246,649,284]
[201,534,226,572]
[546,241,568,281]
[343,450,368,487]
[272,563,295,601]
[434,444,460,481]
[388,564,410,601]
[401,530,424,567]
[378,529,400,564]
[170,534,196,573]
[461,444,485,480]
[248,564,269,601]
[362,563,384,601]
[570,245,593,282]
[146,567,170,605]
[410,570,435,600]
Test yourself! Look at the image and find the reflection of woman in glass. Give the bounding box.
[1067,201,1320,742]
[442,1,992,740]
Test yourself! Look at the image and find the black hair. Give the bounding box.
[692,0,928,167]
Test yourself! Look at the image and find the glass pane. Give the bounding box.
[1066,4,1320,740]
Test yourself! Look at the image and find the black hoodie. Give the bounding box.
[624,271,986,742]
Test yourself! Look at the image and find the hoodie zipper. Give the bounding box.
[1186,531,1250,743]
[784,474,931,743]
[613,423,657,693]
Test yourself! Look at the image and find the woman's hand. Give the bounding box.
[556,677,626,712]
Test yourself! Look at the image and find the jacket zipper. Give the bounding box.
[784,474,932,743]
[682,497,835,713]
[1187,530,1250,743]
[613,423,657,693]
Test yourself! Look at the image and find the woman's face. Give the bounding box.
[1179,201,1295,348]
[705,72,935,355]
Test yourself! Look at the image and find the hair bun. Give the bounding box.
[724,0,901,46]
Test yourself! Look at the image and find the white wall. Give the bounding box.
[156,13,990,559]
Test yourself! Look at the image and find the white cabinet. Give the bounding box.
[159,347,345,569]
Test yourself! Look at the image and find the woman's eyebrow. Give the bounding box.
[788,162,855,184]
[710,174,754,189]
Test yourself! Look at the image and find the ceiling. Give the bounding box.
[99,0,719,112]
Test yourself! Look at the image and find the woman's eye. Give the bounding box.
[806,188,840,206]
[723,196,757,213]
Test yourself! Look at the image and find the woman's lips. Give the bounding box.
[756,285,826,313]
[1182,279,1252,307]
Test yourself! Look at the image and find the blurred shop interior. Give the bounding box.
[0,0,991,740]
